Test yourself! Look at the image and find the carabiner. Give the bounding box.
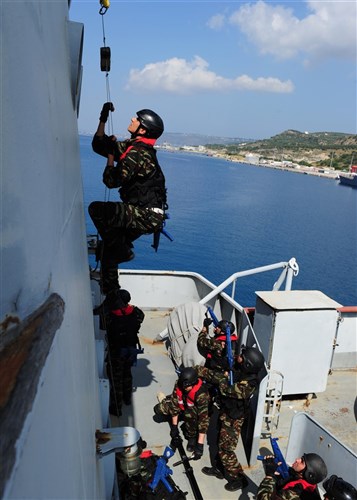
[99,0,110,15]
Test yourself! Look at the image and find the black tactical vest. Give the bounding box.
[120,144,167,209]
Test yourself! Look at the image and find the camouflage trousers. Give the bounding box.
[157,397,199,439]
[216,413,245,480]
[106,351,133,416]
[88,201,163,294]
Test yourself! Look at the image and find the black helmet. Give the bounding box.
[302,453,328,485]
[323,475,357,500]
[240,346,265,374]
[136,109,164,138]
[178,367,198,388]
[119,289,131,305]
[216,320,235,335]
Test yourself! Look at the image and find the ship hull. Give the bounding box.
[339,174,357,187]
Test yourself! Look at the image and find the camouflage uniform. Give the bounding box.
[197,328,237,372]
[257,470,322,500]
[197,365,258,481]
[156,380,210,440]
[89,134,166,294]
[105,304,145,416]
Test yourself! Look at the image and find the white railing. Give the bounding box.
[199,257,299,305]
[156,258,299,341]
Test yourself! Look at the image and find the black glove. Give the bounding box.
[99,102,114,123]
[203,318,213,328]
[263,456,279,477]
[170,425,179,440]
[170,425,181,448]
[193,443,204,460]
[153,403,162,416]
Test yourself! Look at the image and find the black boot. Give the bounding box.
[201,466,224,479]
[224,473,249,492]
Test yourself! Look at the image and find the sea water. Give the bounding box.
[80,135,357,306]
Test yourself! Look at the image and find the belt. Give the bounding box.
[149,207,164,215]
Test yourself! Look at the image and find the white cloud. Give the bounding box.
[228,0,356,62]
[207,13,226,30]
[126,56,294,93]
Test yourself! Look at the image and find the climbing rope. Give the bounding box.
[99,0,113,138]
[97,2,123,419]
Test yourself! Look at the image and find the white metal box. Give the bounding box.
[253,291,341,395]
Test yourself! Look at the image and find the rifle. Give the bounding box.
[225,323,234,386]
[148,446,175,493]
[152,213,174,252]
[207,307,234,385]
[207,306,219,327]
[169,423,203,500]
[172,456,195,467]
[257,437,289,479]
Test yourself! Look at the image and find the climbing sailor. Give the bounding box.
[89,103,167,307]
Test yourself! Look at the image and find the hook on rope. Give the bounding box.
[99,0,110,15]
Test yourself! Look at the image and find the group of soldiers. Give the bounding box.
[90,103,356,499]
[153,319,357,499]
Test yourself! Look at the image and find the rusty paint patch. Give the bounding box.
[340,407,349,413]
[0,319,40,408]
[141,336,155,345]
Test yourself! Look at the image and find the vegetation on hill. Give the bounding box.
[206,130,357,171]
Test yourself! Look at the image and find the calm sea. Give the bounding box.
[80,135,357,307]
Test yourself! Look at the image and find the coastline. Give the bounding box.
[158,144,341,180]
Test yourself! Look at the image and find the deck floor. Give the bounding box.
[112,308,357,499]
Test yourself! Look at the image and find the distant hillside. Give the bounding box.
[206,130,357,171]
[245,130,357,149]
[157,132,252,147]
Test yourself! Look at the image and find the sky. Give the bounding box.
[70,0,356,140]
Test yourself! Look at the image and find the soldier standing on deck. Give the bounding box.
[197,346,265,492]
[153,367,210,460]
[89,102,167,309]
[197,319,238,372]
[105,289,145,417]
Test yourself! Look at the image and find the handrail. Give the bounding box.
[155,258,299,341]
[199,258,299,306]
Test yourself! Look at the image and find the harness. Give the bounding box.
[206,335,238,372]
[119,138,167,210]
[220,374,258,419]
[176,379,204,411]
[107,305,142,350]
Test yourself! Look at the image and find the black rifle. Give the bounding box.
[169,424,203,500]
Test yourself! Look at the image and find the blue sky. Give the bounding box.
[70,1,356,140]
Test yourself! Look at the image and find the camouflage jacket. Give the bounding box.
[170,380,210,434]
[102,138,156,187]
[197,329,237,372]
[103,137,167,209]
[196,366,257,401]
[257,473,322,500]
